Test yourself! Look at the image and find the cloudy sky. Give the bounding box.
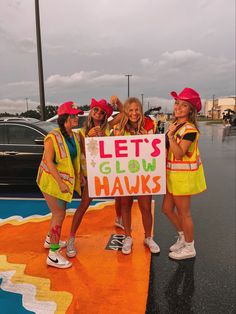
[0,0,235,114]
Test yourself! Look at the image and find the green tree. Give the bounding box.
[20,110,41,119]
[0,112,15,117]
[79,105,90,111]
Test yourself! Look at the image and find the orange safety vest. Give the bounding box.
[36,128,82,202]
[166,122,207,196]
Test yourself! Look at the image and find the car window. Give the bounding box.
[0,125,6,144]
[35,121,57,133]
[6,125,43,145]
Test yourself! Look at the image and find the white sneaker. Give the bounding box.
[144,237,160,254]
[47,250,72,268]
[169,234,185,252]
[122,236,133,255]
[44,235,67,249]
[66,237,77,258]
[115,217,124,230]
[169,245,196,260]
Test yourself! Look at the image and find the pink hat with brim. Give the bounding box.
[90,98,113,118]
[57,101,84,116]
[170,87,202,112]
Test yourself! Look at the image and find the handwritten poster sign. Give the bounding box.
[85,134,166,197]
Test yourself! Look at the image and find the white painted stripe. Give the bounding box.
[0,271,57,314]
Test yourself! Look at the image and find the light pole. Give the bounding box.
[35,0,46,121]
[25,98,29,112]
[125,74,132,97]
[141,93,144,106]
[212,94,215,120]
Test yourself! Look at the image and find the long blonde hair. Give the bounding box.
[84,110,108,136]
[172,102,199,131]
[117,97,146,135]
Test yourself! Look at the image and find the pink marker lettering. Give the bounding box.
[151,139,161,157]
[99,141,112,158]
[115,140,128,157]
[130,139,143,157]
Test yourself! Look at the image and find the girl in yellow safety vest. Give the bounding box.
[112,97,160,255]
[37,101,85,269]
[66,97,123,258]
[162,88,207,260]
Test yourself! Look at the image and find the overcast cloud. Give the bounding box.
[0,0,235,113]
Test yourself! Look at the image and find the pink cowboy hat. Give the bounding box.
[90,98,113,118]
[57,101,84,116]
[170,87,202,112]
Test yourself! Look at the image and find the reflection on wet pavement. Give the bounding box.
[200,123,236,144]
[165,259,195,314]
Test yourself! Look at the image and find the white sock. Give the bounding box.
[185,241,194,249]
[178,231,185,240]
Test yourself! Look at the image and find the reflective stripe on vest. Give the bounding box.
[59,172,74,185]
[51,130,67,159]
[167,158,202,171]
[40,159,74,185]
[40,159,49,172]
[74,132,80,143]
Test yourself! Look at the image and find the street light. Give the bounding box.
[25,98,29,112]
[125,74,132,97]
[141,93,144,106]
[35,0,46,121]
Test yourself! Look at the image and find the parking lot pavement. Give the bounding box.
[147,123,236,313]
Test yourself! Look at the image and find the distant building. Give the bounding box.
[204,96,236,119]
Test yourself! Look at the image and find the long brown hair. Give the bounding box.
[57,114,70,138]
[172,102,199,131]
[84,109,108,136]
[117,97,146,135]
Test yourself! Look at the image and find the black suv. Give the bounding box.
[0,118,56,185]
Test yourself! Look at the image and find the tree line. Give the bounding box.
[0,105,90,120]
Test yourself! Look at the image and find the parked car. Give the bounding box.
[47,113,88,128]
[0,118,56,185]
[0,117,40,122]
[230,113,236,126]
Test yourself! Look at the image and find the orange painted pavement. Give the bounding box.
[0,201,151,313]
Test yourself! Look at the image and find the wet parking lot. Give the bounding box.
[148,123,236,313]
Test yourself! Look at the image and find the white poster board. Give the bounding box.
[85,134,166,197]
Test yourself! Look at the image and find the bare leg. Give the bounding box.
[137,195,153,238]
[162,191,182,232]
[115,197,122,218]
[43,193,72,268]
[70,182,93,235]
[120,196,133,236]
[173,195,193,242]
[43,193,66,245]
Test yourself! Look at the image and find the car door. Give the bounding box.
[5,123,45,184]
[0,124,7,183]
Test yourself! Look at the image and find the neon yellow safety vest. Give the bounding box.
[78,127,110,177]
[166,122,207,196]
[36,128,82,202]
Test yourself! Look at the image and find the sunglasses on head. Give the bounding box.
[93,107,106,115]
